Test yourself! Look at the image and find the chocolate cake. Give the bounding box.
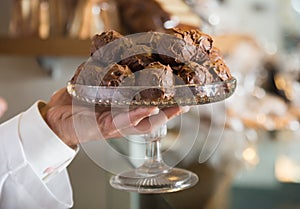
[71,62,133,87]
[101,64,133,86]
[70,28,232,102]
[176,62,216,85]
[204,47,232,81]
[135,62,174,101]
[90,30,133,66]
[157,28,213,66]
[119,45,155,72]
[90,30,123,56]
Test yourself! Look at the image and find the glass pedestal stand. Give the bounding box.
[110,124,199,193]
[67,77,237,194]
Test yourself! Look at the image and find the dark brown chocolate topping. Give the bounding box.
[156,28,214,66]
[101,64,133,86]
[71,62,105,86]
[136,62,174,101]
[171,28,213,64]
[176,62,216,85]
[90,30,123,56]
[205,46,232,81]
[71,62,133,87]
[71,28,233,102]
[119,45,155,72]
[157,34,193,65]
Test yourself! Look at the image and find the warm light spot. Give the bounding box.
[243,147,256,161]
[242,147,259,166]
[275,75,286,90]
[164,16,179,29]
[169,176,179,181]
[21,0,31,18]
[275,155,300,183]
[39,1,50,39]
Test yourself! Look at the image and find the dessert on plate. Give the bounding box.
[70,28,233,104]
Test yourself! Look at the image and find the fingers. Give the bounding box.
[47,88,72,107]
[64,105,190,141]
[118,106,190,136]
[113,107,159,127]
[123,110,168,135]
[108,107,160,137]
[161,106,190,120]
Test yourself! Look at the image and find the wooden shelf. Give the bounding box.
[0,37,91,57]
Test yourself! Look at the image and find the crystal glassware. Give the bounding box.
[67,77,237,193]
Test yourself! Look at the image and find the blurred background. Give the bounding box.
[0,0,300,208]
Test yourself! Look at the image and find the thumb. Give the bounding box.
[47,88,72,107]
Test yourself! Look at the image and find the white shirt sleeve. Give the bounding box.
[0,101,77,209]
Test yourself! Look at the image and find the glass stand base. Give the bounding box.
[110,168,199,194]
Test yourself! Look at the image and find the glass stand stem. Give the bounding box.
[145,139,162,163]
[110,123,199,193]
[137,124,170,176]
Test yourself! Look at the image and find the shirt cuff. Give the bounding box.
[19,101,77,182]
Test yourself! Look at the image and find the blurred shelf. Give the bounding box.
[0,37,91,57]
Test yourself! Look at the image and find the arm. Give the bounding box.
[0,102,74,209]
[0,88,188,208]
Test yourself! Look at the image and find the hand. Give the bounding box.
[41,88,189,148]
[0,97,7,118]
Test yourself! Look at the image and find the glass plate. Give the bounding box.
[67,77,237,193]
[67,77,237,107]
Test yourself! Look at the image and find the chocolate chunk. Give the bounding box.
[90,30,123,56]
[101,64,133,86]
[135,62,174,101]
[204,47,232,81]
[172,28,213,53]
[71,61,105,86]
[91,31,133,66]
[71,62,133,87]
[156,28,213,66]
[157,34,193,65]
[171,28,213,64]
[210,59,232,81]
[176,62,215,85]
[70,62,85,84]
[119,45,155,72]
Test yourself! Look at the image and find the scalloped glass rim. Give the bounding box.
[67,77,237,107]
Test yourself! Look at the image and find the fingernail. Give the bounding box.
[181,106,190,113]
[150,107,160,115]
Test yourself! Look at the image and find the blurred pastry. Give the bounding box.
[115,0,201,34]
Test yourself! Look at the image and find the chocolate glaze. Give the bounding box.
[119,45,155,72]
[136,62,174,101]
[70,28,233,102]
[90,30,123,56]
[157,28,213,66]
[176,62,216,85]
[101,64,133,86]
